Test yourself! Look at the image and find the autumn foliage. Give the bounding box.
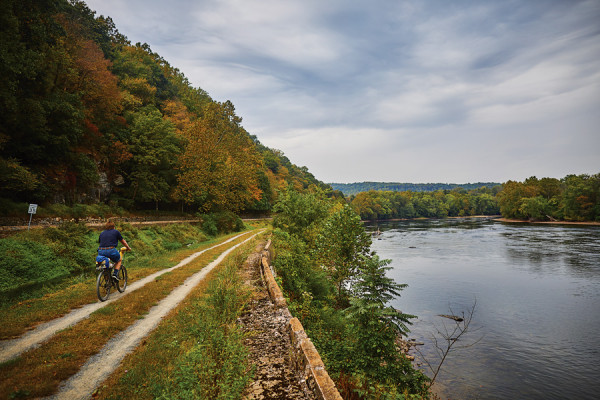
[0,0,328,213]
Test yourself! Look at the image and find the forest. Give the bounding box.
[349,186,501,220]
[497,174,600,222]
[347,174,600,222]
[1,1,598,225]
[0,0,329,216]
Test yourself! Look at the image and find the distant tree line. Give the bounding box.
[0,0,328,214]
[498,174,600,222]
[331,181,501,196]
[350,186,501,220]
[347,174,600,222]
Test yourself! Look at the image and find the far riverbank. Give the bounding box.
[495,217,600,226]
[362,215,499,223]
[362,216,600,227]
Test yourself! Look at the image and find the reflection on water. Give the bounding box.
[502,226,600,278]
[367,219,600,400]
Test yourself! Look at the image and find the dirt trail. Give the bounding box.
[45,231,262,400]
[0,231,255,364]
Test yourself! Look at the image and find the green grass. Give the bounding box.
[0,233,259,399]
[97,243,257,400]
[0,222,212,303]
[0,229,253,340]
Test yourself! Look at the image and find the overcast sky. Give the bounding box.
[85,0,599,184]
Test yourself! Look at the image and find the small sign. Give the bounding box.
[27,204,37,230]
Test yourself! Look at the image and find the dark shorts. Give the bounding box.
[98,248,121,263]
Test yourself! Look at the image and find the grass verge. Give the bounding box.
[0,231,260,399]
[0,230,251,340]
[95,240,259,399]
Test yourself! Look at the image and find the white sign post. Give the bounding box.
[28,203,37,230]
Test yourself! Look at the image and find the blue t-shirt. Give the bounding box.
[98,229,123,248]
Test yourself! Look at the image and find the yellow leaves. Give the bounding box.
[174,102,262,211]
[120,77,156,108]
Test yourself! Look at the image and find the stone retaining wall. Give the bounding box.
[260,240,343,400]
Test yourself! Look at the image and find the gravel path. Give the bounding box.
[45,231,262,400]
[0,231,253,364]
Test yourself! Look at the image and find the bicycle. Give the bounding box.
[95,246,128,301]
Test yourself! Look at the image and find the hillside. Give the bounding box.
[0,0,329,215]
[331,181,501,196]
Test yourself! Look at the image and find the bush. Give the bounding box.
[272,229,333,302]
[200,214,218,237]
[0,199,28,216]
[199,212,244,236]
[214,211,245,233]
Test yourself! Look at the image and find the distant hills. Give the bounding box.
[330,182,502,196]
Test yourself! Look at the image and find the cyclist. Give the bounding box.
[98,220,132,280]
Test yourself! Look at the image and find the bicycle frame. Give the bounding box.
[96,247,128,301]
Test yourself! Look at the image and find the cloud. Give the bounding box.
[85,0,600,183]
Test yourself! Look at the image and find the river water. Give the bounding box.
[365,218,600,400]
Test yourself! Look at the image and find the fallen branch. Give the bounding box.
[416,299,482,386]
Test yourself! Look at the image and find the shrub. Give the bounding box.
[214,211,245,233]
[198,212,244,236]
[0,199,28,216]
[200,214,218,237]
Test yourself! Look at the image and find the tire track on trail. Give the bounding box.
[46,231,262,400]
[0,231,257,364]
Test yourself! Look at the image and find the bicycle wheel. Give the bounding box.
[97,270,111,301]
[116,266,127,292]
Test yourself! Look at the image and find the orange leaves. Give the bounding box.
[56,14,121,119]
[112,141,133,165]
[162,100,194,136]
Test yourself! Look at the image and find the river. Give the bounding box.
[365,218,600,400]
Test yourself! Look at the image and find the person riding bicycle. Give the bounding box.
[98,220,131,280]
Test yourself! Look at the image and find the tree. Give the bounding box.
[123,106,181,207]
[497,180,536,219]
[316,204,372,304]
[415,301,481,387]
[561,174,600,221]
[175,101,263,212]
[519,196,551,221]
[344,255,427,394]
[272,190,329,241]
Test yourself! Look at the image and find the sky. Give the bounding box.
[85,0,600,184]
